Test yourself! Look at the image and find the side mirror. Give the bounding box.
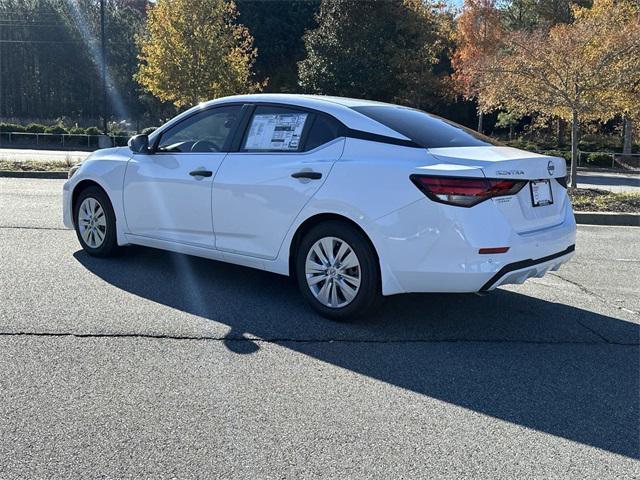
[128,134,150,154]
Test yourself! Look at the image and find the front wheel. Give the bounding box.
[73,186,119,257]
[295,221,381,320]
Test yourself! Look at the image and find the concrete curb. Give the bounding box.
[574,211,639,227]
[0,170,67,179]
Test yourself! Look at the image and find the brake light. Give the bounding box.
[410,175,526,207]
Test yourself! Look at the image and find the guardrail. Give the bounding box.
[0,131,129,151]
[577,150,640,171]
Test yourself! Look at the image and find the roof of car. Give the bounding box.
[203,93,392,109]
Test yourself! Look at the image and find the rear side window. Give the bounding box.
[242,106,309,152]
[351,105,500,149]
[305,114,342,151]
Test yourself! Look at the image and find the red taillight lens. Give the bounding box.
[410,175,526,207]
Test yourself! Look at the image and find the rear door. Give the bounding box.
[212,105,344,259]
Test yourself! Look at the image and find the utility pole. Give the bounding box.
[100,0,107,134]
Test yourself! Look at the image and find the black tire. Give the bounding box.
[73,185,119,257]
[295,220,382,320]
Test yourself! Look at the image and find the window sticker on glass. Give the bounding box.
[244,113,308,151]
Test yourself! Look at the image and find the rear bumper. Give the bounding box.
[368,195,577,295]
[479,244,574,291]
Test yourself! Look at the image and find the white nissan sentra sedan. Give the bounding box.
[63,94,576,319]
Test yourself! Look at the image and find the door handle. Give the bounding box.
[189,169,213,177]
[291,171,322,180]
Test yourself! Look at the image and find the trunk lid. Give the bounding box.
[428,146,568,233]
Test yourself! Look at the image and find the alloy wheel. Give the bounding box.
[305,236,361,308]
[78,197,107,248]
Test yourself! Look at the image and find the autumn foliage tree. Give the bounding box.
[475,0,640,187]
[451,0,502,132]
[298,0,452,110]
[135,0,262,109]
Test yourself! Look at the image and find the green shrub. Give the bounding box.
[543,150,572,163]
[503,139,525,149]
[44,124,68,134]
[25,123,46,133]
[504,139,540,151]
[586,152,613,167]
[532,137,557,150]
[85,126,101,136]
[579,134,621,152]
[0,122,26,133]
[68,126,86,135]
[141,127,157,135]
[114,136,129,146]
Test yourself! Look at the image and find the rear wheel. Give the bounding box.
[73,186,119,257]
[296,221,381,320]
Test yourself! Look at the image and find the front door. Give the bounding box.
[123,105,242,247]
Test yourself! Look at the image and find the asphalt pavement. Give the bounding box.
[1,178,638,479]
[577,170,640,193]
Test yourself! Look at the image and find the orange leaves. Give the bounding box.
[454,0,640,121]
[451,0,503,99]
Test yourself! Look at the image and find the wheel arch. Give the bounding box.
[71,180,109,216]
[70,179,118,234]
[288,213,380,279]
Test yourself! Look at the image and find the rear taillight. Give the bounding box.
[410,175,526,207]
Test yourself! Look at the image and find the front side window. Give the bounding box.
[352,105,500,149]
[157,105,242,153]
[242,106,309,152]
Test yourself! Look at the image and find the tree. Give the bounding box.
[0,0,152,125]
[451,0,502,132]
[135,0,261,109]
[99,0,150,123]
[495,110,520,139]
[236,0,320,92]
[476,0,640,187]
[501,0,593,31]
[298,0,452,110]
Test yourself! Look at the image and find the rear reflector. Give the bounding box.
[479,247,510,254]
[410,175,527,207]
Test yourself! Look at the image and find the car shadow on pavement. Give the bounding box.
[75,246,640,459]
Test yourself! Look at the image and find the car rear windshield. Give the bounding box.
[351,105,500,149]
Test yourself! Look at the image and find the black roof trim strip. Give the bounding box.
[344,128,422,148]
[479,244,575,292]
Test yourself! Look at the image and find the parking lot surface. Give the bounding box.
[1,178,638,479]
[577,170,640,193]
